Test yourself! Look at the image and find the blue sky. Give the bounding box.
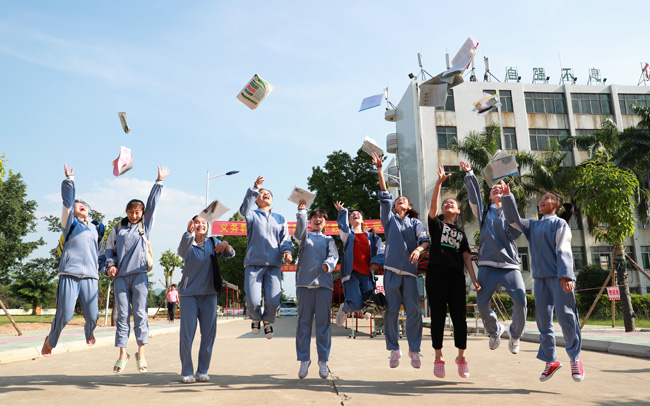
[2,1,647,297]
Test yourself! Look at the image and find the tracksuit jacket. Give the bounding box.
[293,209,339,289]
[337,208,385,283]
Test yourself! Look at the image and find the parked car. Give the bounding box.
[278,300,298,317]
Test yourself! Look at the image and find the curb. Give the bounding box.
[0,318,241,365]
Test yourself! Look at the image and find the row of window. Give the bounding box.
[436,90,649,115]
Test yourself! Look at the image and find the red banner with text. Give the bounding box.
[211,220,384,236]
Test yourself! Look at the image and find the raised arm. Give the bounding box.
[430,164,451,219]
[461,161,483,220]
[61,163,76,233]
[177,220,196,261]
[500,181,530,238]
[335,201,350,243]
[293,199,308,244]
[371,152,387,191]
[239,176,263,218]
[142,166,168,234]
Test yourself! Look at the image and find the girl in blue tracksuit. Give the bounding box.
[428,165,481,379]
[334,201,384,326]
[293,200,339,380]
[371,153,430,370]
[42,164,104,357]
[501,182,584,382]
[105,166,169,374]
[461,161,527,354]
[239,176,294,339]
[177,215,235,383]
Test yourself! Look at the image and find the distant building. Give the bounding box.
[385,78,650,294]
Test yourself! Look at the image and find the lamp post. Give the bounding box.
[370,167,402,196]
[206,170,239,206]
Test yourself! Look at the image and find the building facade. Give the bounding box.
[385,79,650,294]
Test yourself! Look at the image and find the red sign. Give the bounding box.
[606,286,621,301]
[281,264,342,272]
[211,220,384,236]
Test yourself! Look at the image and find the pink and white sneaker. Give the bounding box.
[570,359,584,382]
[389,350,401,368]
[408,352,421,369]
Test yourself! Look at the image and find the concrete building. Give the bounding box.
[384,76,650,294]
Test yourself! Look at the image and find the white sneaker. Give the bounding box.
[263,321,273,339]
[182,375,196,383]
[195,373,210,382]
[389,350,401,368]
[336,305,347,326]
[318,361,329,379]
[507,327,520,354]
[489,323,504,350]
[298,360,311,379]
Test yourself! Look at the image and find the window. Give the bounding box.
[591,246,612,270]
[518,247,529,272]
[525,92,567,114]
[503,127,518,150]
[436,89,455,111]
[571,93,612,115]
[641,247,650,269]
[619,94,650,114]
[484,90,513,112]
[529,129,570,150]
[437,126,457,149]
[573,247,585,272]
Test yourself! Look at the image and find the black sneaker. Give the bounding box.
[263,321,273,339]
[251,321,261,335]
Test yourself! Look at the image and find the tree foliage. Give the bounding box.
[0,156,45,285]
[574,154,638,245]
[217,212,248,308]
[159,249,183,291]
[307,148,380,221]
[9,257,57,314]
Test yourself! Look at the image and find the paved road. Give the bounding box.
[1,318,649,405]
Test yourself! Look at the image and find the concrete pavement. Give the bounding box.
[1,316,649,405]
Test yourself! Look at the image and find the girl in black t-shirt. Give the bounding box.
[427,165,481,379]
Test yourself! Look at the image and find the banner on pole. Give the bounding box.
[211,219,384,236]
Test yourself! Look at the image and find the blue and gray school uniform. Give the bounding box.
[293,209,339,362]
[337,208,385,314]
[379,190,430,354]
[177,232,235,377]
[502,194,582,362]
[464,171,527,340]
[105,181,163,348]
[48,176,103,348]
[239,187,293,324]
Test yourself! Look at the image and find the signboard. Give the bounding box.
[211,219,385,236]
[606,286,620,301]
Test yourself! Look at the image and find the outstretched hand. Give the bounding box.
[298,199,306,211]
[334,201,344,211]
[437,164,451,183]
[187,220,195,233]
[157,166,170,181]
[501,180,511,196]
[460,161,472,172]
[64,163,74,177]
[371,152,382,169]
[254,176,264,189]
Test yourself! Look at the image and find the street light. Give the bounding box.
[206,170,239,206]
[370,167,402,196]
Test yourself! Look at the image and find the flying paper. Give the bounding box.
[237,74,275,110]
[473,93,501,116]
[481,150,518,187]
[112,146,133,177]
[199,199,230,223]
[288,186,316,208]
[118,112,131,134]
[359,93,383,112]
[443,36,479,78]
[361,135,384,157]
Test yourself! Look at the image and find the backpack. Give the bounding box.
[56,219,105,268]
[117,218,154,272]
[209,236,224,294]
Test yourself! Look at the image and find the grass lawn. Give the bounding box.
[0,315,84,325]
[581,317,650,329]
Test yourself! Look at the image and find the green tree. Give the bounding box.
[307,148,381,220]
[0,157,45,285]
[9,258,57,314]
[159,249,183,295]
[574,154,638,331]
